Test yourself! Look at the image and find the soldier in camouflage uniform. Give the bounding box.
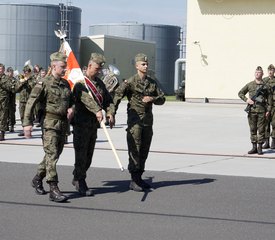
[0,64,27,140]
[6,67,17,132]
[113,53,166,191]
[72,53,115,196]
[23,52,74,203]
[238,66,272,155]
[262,64,275,149]
[18,65,36,136]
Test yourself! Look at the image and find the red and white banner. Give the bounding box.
[60,41,103,106]
[60,41,85,89]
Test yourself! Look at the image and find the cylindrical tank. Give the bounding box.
[0,3,81,72]
[89,23,181,94]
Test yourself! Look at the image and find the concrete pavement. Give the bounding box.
[1,101,275,240]
[1,101,275,178]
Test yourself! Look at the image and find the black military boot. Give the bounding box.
[257,144,263,155]
[48,182,68,202]
[138,172,152,189]
[270,138,275,149]
[72,179,94,196]
[248,143,257,154]
[9,125,14,133]
[0,131,5,141]
[262,138,270,149]
[18,131,24,137]
[129,172,144,192]
[31,174,46,195]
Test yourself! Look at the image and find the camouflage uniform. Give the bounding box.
[23,75,73,183]
[18,75,36,124]
[72,79,114,181]
[113,73,165,174]
[7,76,18,131]
[0,73,26,138]
[238,80,272,145]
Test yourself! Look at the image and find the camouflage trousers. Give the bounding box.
[248,112,266,143]
[8,94,16,127]
[0,98,9,131]
[127,123,153,173]
[264,108,275,139]
[72,124,97,180]
[37,128,66,182]
[19,102,26,124]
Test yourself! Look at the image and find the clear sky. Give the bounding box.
[4,0,187,35]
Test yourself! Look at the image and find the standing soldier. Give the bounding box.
[0,64,28,140]
[72,53,115,196]
[113,53,166,192]
[6,67,17,132]
[262,64,275,149]
[238,66,272,155]
[17,65,36,136]
[23,52,74,203]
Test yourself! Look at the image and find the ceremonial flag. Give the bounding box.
[55,30,124,171]
[60,41,84,90]
[60,40,103,106]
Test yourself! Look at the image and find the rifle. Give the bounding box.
[244,84,266,113]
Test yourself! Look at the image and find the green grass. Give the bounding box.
[165,95,177,101]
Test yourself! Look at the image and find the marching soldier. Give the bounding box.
[23,52,74,203]
[113,53,165,191]
[71,53,115,196]
[238,66,272,155]
[262,64,275,149]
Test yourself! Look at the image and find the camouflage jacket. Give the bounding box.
[72,77,115,127]
[18,75,36,103]
[0,74,27,101]
[263,76,275,107]
[238,80,272,113]
[23,75,74,131]
[113,73,166,126]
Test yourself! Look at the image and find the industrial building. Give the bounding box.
[89,23,181,94]
[80,35,155,82]
[0,3,81,71]
[0,3,182,95]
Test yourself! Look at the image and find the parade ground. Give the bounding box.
[1,101,275,240]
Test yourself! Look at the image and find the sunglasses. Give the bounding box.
[141,63,148,66]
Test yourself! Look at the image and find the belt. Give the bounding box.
[45,112,67,120]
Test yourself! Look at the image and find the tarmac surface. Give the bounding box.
[1,101,275,240]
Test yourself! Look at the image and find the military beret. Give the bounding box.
[256,66,263,71]
[268,64,275,70]
[50,52,67,62]
[90,53,105,67]
[6,67,13,72]
[135,53,148,63]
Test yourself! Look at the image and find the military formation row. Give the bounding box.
[238,64,275,155]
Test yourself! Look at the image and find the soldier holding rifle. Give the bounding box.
[238,66,272,155]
